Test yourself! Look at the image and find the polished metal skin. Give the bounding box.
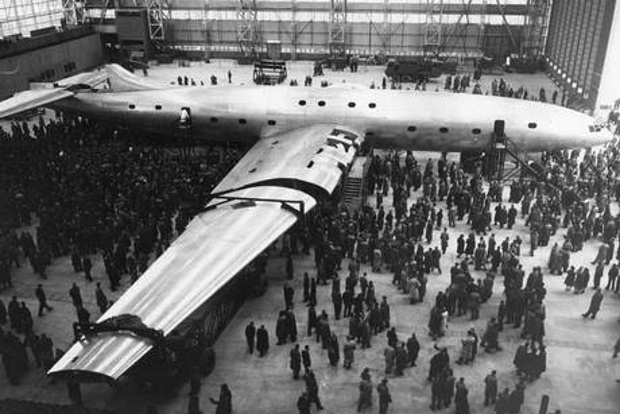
[1,64,611,151]
[50,124,362,380]
[0,64,611,380]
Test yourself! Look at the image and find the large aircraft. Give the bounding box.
[0,64,612,381]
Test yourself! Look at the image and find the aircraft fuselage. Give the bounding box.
[51,86,610,152]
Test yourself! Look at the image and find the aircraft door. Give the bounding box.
[179,107,192,129]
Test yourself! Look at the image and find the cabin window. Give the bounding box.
[299,100,306,106]
[366,131,375,136]
[210,117,218,123]
[317,148,324,154]
[268,120,277,126]
[155,105,162,110]
[528,122,537,129]
[239,119,247,124]
[440,127,449,133]
[249,168,257,173]
[472,128,481,134]
[369,103,376,108]
[129,104,135,109]
[307,161,314,168]
[348,102,356,108]
[318,101,326,107]
[407,126,417,132]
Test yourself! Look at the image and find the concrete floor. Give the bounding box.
[1,60,619,414]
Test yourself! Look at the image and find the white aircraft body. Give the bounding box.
[0,64,611,381]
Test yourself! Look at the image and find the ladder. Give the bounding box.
[343,177,363,210]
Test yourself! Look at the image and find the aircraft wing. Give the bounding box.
[49,124,363,380]
[0,88,75,119]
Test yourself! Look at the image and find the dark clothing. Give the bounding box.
[407,336,420,366]
[256,326,269,356]
[245,323,256,353]
[69,285,82,308]
[95,287,108,314]
[35,286,52,316]
[302,348,312,370]
[211,387,232,414]
[484,374,498,406]
[290,347,302,379]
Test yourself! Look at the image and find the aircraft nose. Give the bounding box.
[595,128,614,147]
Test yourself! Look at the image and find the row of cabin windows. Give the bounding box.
[125,104,539,132]
[298,100,376,109]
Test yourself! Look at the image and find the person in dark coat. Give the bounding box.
[284,283,294,308]
[0,298,6,324]
[442,369,455,408]
[377,378,391,414]
[430,375,443,410]
[394,342,408,376]
[245,321,256,354]
[76,305,90,325]
[507,383,525,414]
[19,302,33,335]
[297,391,311,414]
[496,388,510,414]
[484,370,498,406]
[407,332,420,366]
[8,296,20,332]
[210,383,232,414]
[428,347,449,381]
[256,324,269,357]
[327,333,340,366]
[82,256,93,282]
[35,284,53,316]
[304,369,324,410]
[286,310,298,342]
[290,344,302,379]
[276,311,288,345]
[302,345,312,370]
[454,378,470,414]
[69,283,82,308]
[332,290,343,320]
[95,282,108,314]
[307,305,317,336]
[303,272,310,302]
[582,287,604,319]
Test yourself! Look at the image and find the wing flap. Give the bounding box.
[50,187,314,379]
[0,88,74,119]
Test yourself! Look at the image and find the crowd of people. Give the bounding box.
[0,113,242,407]
[0,67,619,414]
[228,123,620,413]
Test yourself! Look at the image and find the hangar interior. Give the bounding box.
[0,2,620,414]
[0,0,617,109]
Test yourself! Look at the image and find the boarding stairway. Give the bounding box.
[486,126,561,192]
[343,156,370,211]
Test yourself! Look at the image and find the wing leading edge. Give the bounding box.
[49,124,363,380]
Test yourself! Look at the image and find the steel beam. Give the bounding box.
[522,0,551,57]
[329,0,347,56]
[424,0,443,55]
[63,0,86,26]
[237,0,259,59]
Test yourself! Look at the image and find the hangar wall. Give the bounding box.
[83,1,528,62]
[171,19,522,62]
[0,27,104,100]
[545,0,616,110]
